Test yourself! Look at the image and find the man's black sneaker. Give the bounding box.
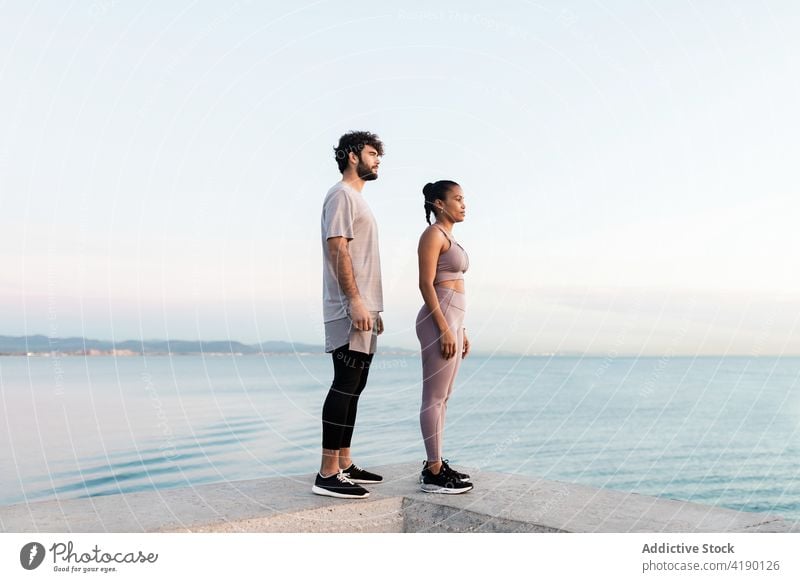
[341,463,383,484]
[441,459,470,482]
[420,467,473,494]
[312,471,370,499]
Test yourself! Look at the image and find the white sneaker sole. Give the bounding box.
[312,485,370,499]
[420,483,473,494]
[420,473,469,483]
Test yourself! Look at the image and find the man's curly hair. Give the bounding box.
[333,131,384,172]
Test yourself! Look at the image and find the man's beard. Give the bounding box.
[356,160,378,181]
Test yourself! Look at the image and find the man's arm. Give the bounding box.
[327,236,372,331]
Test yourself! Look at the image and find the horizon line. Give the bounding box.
[2,334,799,358]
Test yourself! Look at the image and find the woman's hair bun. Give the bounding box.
[422,182,435,196]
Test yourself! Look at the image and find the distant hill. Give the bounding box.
[0,335,415,356]
[0,335,317,355]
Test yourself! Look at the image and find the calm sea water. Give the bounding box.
[1,355,798,518]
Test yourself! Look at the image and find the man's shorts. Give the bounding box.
[324,312,379,354]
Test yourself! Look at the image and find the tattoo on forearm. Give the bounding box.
[333,245,361,301]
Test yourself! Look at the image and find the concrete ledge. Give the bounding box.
[2,463,797,533]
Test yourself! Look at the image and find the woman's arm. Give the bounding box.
[418,228,457,358]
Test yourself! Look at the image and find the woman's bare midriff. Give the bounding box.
[435,280,465,294]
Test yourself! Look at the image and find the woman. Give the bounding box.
[416,180,473,494]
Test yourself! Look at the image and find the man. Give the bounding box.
[313,131,385,499]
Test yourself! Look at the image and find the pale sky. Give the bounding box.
[1,1,799,355]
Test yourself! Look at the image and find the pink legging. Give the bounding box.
[416,286,466,462]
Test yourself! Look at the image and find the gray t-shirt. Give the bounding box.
[321,181,383,322]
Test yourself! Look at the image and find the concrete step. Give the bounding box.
[2,463,797,533]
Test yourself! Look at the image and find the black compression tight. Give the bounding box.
[321,345,374,450]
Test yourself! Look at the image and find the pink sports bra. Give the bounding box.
[433,225,469,284]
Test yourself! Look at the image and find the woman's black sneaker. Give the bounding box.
[441,459,470,482]
[420,460,471,483]
[341,463,383,484]
[420,467,473,494]
[312,471,370,499]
